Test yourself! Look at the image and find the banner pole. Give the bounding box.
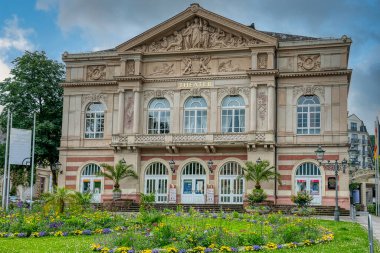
[1,110,10,210]
[5,114,12,211]
[30,114,36,209]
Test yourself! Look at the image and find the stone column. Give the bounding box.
[210,89,218,132]
[267,52,274,69]
[133,90,141,134]
[361,182,367,211]
[120,59,126,76]
[250,83,257,132]
[172,91,180,133]
[251,51,257,70]
[134,57,142,76]
[118,89,125,134]
[267,83,275,132]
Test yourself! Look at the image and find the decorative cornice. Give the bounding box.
[114,75,146,81]
[279,69,352,78]
[60,81,118,87]
[143,74,248,83]
[246,69,278,76]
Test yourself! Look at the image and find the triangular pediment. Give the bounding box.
[116,4,277,53]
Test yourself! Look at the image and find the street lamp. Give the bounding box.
[169,159,176,174]
[120,158,126,165]
[315,145,359,221]
[52,161,62,174]
[256,157,262,164]
[207,159,214,173]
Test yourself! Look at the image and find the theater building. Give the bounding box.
[58,4,352,209]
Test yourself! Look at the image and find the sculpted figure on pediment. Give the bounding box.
[132,16,262,53]
[182,56,211,75]
[87,65,106,80]
[218,60,241,72]
[149,63,175,76]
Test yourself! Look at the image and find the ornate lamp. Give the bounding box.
[315,145,325,163]
[169,159,176,174]
[348,145,359,164]
[256,157,262,164]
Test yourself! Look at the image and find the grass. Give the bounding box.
[0,219,378,252]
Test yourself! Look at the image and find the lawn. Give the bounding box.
[0,218,378,253]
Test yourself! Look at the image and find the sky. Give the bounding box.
[0,0,379,133]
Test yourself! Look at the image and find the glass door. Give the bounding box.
[295,177,321,205]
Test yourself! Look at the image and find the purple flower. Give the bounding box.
[277,245,283,249]
[230,247,237,252]
[212,214,217,219]
[176,212,181,216]
[49,221,63,229]
[83,230,91,235]
[63,232,68,236]
[128,250,134,253]
[179,249,186,253]
[152,249,159,253]
[17,233,27,238]
[252,220,257,224]
[4,234,10,238]
[205,248,213,253]
[109,250,115,253]
[17,201,23,208]
[102,228,112,234]
[253,245,261,251]
[39,231,47,237]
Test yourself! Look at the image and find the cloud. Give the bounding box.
[35,0,58,11]
[0,16,34,81]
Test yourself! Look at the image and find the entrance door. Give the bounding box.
[296,178,321,205]
[145,162,169,203]
[81,178,102,203]
[181,162,206,204]
[219,162,244,204]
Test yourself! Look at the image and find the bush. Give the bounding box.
[291,191,313,207]
[247,189,267,205]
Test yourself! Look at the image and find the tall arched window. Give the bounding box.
[297,95,320,134]
[221,96,245,133]
[81,163,102,203]
[145,162,169,203]
[85,102,105,138]
[184,97,207,133]
[148,98,170,134]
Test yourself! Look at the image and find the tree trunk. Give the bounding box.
[255,183,261,189]
[51,165,58,190]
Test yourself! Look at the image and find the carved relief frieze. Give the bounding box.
[217,87,250,100]
[293,85,325,99]
[132,16,262,53]
[182,55,211,75]
[297,54,321,71]
[126,61,135,75]
[149,63,175,76]
[218,59,242,72]
[87,65,106,81]
[143,90,174,106]
[125,92,134,129]
[257,53,268,69]
[81,93,107,106]
[257,91,267,122]
[181,88,210,100]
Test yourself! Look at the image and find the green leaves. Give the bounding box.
[241,160,282,189]
[99,160,138,191]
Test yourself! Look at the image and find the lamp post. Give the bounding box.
[207,159,214,173]
[256,157,262,164]
[169,159,175,174]
[315,145,359,221]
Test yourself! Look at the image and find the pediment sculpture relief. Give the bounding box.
[132,16,262,53]
[87,65,106,80]
[182,55,211,75]
[297,54,321,71]
[149,63,175,76]
[218,60,242,72]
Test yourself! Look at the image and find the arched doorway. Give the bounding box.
[181,162,206,204]
[295,162,322,205]
[144,162,169,203]
[80,163,102,203]
[219,162,244,204]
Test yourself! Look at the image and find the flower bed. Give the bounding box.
[90,211,334,252]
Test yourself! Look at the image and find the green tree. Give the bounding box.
[41,187,74,214]
[0,51,65,187]
[99,160,138,200]
[241,160,282,189]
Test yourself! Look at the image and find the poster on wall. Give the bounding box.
[328,177,336,189]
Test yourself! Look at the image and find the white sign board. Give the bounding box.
[169,188,177,203]
[9,128,32,165]
[206,188,214,204]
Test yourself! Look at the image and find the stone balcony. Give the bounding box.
[111,132,275,150]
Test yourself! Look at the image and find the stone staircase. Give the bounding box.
[153,203,245,213]
[270,205,350,216]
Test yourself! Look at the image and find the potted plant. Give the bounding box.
[99,160,138,200]
[290,191,315,216]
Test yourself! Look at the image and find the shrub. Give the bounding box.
[291,191,313,207]
[247,189,267,205]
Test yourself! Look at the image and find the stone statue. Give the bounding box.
[191,17,202,48]
[166,31,183,51]
[182,21,192,50]
[182,58,192,74]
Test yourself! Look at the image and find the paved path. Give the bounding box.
[316,214,380,243]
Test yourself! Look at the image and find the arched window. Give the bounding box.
[81,163,102,203]
[295,162,321,176]
[145,162,169,203]
[182,162,206,175]
[297,95,320,134]
[184,97,207,133]
[219,161,244,204]
[221,96,245,133]
[85,102,105,138]
[148,98,170,134]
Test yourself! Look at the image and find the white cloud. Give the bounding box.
[35,0,58,11]
[0,16,34,82]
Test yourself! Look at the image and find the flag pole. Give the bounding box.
[29,113,36,209]
[1,110,10,210]
[5,114,12,211]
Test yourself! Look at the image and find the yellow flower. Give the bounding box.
[31,232,39,237]
[193,246,206,253]
[166,247,178,253]
[101,247,110,253]
[286,242,297,248]
[245,246,253,251]
[141,250,152,253]
[116,247,132,253]
[74,229,83,235]
[303,240,312,246]
[54,231,63,237]
[91,244,101,250]
[209,244,217,249]
[219,246,231,252]
[266,243,277,250]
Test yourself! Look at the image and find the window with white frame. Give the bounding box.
[221,95,245,133]
[85,102,105,138]
[148,98,170,134]
[184,97,207,133]
[297,95,320,134]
